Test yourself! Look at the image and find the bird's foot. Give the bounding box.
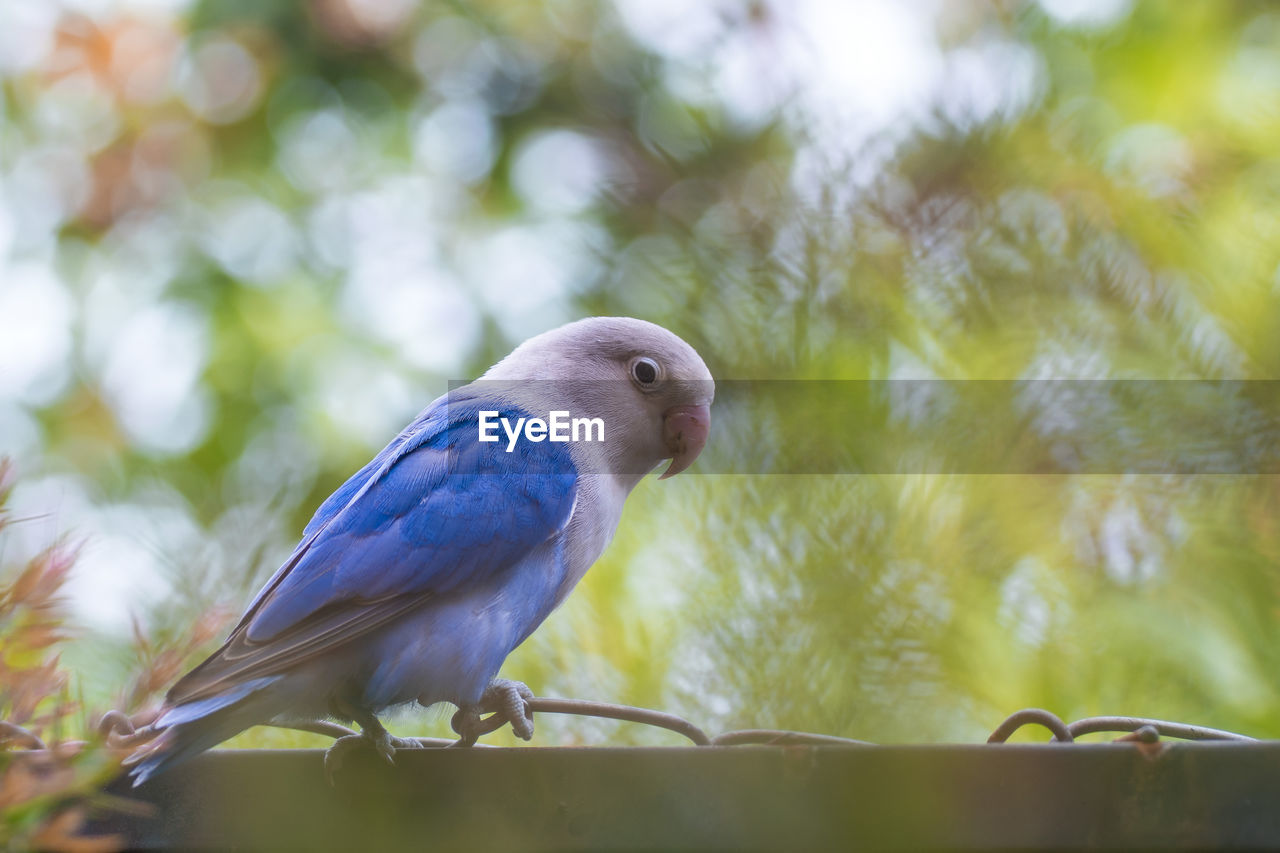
[450,679,535,747]
[484,679,536,741]
[323,722,420,784]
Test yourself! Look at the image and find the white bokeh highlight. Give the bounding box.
[98,302,212,454]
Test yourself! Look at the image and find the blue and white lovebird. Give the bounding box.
[126,317,713,785]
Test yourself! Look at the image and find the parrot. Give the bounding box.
[126,317,713,785]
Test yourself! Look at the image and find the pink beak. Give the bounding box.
[660,403,711,479]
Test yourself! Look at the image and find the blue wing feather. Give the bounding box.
[243,390,577,642]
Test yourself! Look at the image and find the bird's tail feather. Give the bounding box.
[126,675,282,786]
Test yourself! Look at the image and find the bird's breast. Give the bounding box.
[553,473,628,606]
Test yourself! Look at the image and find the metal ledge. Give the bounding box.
[97,742,1280,851]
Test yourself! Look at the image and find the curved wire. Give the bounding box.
[0,720,46,750]
[527,697,712,746]
[987,709,1257,744]
[1067,716,1256,742]
[13,703,1262,755]
[988,708,1074,743]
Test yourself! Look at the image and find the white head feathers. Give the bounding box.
[479,316,714,485]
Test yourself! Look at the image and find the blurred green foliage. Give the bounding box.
[0,461,136,851]
[1,0,1278,751]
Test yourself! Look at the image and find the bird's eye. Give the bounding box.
[631,356,660,386]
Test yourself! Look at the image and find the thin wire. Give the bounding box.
[527,697,711,746]
[0,720,46,750]
[1067,716,1256,742]
[5,703,1260,755]
[988,708,1074,743]
[987,710,1258,743]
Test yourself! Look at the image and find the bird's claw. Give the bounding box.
[487,679,535,741]
[324,734,367,785]
[323,728,420,785]
[450,678,535,747]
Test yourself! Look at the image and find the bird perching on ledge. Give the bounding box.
[126,317,714,785]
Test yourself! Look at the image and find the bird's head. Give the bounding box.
[482,317,714,482]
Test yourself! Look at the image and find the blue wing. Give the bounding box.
[167,390,577,704]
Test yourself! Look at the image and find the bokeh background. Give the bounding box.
[2,0,1279,750]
